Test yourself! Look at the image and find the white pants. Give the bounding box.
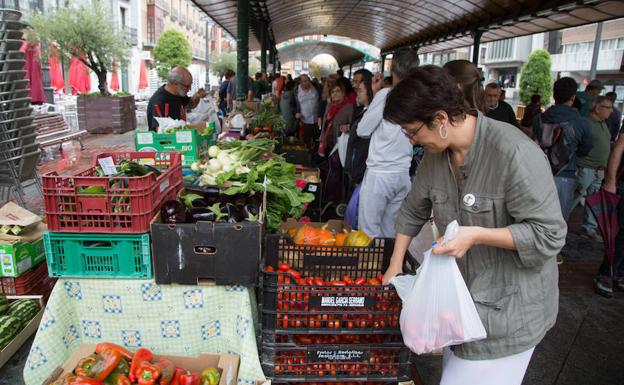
[358,170,411,238]
[440,347,535,385]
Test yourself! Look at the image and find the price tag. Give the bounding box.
[307,184,318,193]
[176,130,193,143]
[98,157,118,175]
[136,132,154,145]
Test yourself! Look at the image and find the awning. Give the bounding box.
[193,0,624,55]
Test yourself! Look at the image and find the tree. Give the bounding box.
[519,49,552,107]
[31,1,129,96]
[249,56,260,76]
[153,30,192,80]
[210,51,236,80]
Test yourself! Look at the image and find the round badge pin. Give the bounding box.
[463,193,476,207]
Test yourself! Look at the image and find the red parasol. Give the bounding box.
[110,61,120,91]
[586,189,620,276]
[138,60,148,89]
[69,56,91,94]
[48,44,65,92]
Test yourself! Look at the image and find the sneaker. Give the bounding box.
[556,254,564,265]
[594,275,613,298]
[613,277,624,291]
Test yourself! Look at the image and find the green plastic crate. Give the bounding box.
[44,232,152,279]
[135,126,216,168]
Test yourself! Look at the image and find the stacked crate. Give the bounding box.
[42,151,182,278]
[261,222,413,385]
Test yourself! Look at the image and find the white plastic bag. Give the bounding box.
[390,220,486,354]
[154,117,187,134]
[333,133,349,167]
[187,97,216,124]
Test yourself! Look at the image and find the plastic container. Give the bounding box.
[135,128,216,168]
[44,232,152,279]
[0,262,47,295]
[42,151,182,233]
[261,232,407,335]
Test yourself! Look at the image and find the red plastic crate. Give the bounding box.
[43,152,182,233]
[0,262,48,295]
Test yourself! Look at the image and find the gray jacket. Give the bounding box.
[396,113,567,360]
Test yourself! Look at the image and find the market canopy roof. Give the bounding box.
[277,41,369,67]
[194,0,624,55]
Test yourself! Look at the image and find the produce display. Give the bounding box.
[248,99,285,138]
[0,294,41,349]
[78,161,161,195]
[288,226,372,247]
[50,343,221,385]
[160,192,261,224]
[186,139,314,232]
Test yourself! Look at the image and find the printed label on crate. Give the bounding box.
[137,132,154,145]
[160,178,170,193]
[308,295,375,308]
[175,130,193,143]
[307,348,369,361]
[303,254,358,268]
[307,184,318,193]
[98,157,118,175]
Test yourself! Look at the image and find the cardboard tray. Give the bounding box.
[43,344,240,385]
[0,295,45,369]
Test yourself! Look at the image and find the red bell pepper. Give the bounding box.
[52,374,104,385]
[75,349,121,381]
[154,358,176,385]
[136,362,162,385]
[170,368,186,385]
[179,371,200,385]
[95,343,133,361]
[129,348,154,382]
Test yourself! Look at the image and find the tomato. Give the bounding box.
[313,277,325,286]
[376,273,384,282]
[331,280,347,287]
[354,277,366,286]
[342,275,353,285]
[368,278,381,286]
[295,278,306,286]
[278,263,291,272]
[296,335,313,344]
[289,269,302,279]
[305,277,313,285]
[266,265,274,272]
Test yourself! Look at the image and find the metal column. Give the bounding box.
[205,21,211,89]
[236,0,249,100]
[380,54,386,74]
[260,21,267,74]
[472,30,483,65]
[589,22,603,81]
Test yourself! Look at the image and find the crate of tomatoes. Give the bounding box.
[261,220,413,335]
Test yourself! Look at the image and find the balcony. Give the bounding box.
[551,49,624,73]
[147,0,168,12]
[123,26,138,46]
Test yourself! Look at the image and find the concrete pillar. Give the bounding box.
[589,22,603,81]
[236,0,249,100]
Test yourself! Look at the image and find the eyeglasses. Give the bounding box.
[178,81,192,90]
[599,104,613,110]
[401,122,426,140]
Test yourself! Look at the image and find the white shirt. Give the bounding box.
[296,86,319,125]
[357,87,412,173]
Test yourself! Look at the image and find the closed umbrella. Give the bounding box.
[110,61,120,91]
[69,56,91,94]
[48,44,65,92]
[138,60,148,90]
[21,41,45,103]
[586,189,620,276]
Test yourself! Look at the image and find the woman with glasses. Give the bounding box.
[382,65,566,385]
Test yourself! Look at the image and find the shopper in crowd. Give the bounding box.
[344,69,373,229]
[443,59,486,114]
[319,82,353,158]
[382,65,566,384]
[336,69,345,79]
[273,75,284,102]
[605,91,622,141]
[339,76,357,106]
[286,74,293,83]
[499,88,506,102]
[533,77,592,223]
[280,81,297,137]
[599,117,624,297]
[146,66,206,131]
[520,94,542,136]
[575,79,604,117]
[226,74,253,108]
[218,69,234,115]
[356,48,419,238]
[253,72,270,101]
[319,75,339,126]
[294,74,320,150]
[575,95,614,242]
[485,82,519,127]
[383,76,392,88]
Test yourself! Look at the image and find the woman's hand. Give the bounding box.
[432,226,482,258]
[372,73,384,95]
[383,262,403,285]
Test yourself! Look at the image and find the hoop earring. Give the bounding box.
[439,124,448,139]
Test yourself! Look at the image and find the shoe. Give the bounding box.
[556,254,564,265]
[594,275,613,298]
[613,277,624,291]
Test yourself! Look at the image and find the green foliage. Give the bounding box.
[519,49,552,107]
[30,1,129,95]
[153,30,192,80]
[249,57,260,76]
[210,51,236,79]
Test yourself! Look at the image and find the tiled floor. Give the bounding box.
[1,133,623,385]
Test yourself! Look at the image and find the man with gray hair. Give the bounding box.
[147,66,207,131]
[356,48,420,238]
[576,95,614,244]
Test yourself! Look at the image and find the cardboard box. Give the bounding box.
[42,344,240,385]
[0,295,44,369]
[135,129,215,168]
[0,222,47,277]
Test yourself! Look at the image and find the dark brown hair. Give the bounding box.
[384,65,465,127]
[443,60,485,114]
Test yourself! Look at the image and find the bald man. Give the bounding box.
[147,66,207,131]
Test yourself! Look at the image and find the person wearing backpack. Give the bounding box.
[533,77,593,223]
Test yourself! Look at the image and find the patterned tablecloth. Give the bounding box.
[23,279,265,385]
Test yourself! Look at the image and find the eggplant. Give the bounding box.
[191,198,209,208]
[221,203,244,223]
[188,207,217,222]
[246,194,261,207]
[243,203,260,221]
[161,200,187,224]
[201,186,221,200]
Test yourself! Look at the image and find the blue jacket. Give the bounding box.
[534,104,593,178]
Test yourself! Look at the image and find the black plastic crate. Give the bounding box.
[261,341,411,382]
[261,235,406,335]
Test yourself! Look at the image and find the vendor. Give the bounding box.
[147,66,207,131]
[382,66,566,384]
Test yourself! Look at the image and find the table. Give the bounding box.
[23,279,265,385]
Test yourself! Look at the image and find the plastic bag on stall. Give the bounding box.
[154,116,187,134]
[187,97,216,123]
[390,220,486,354]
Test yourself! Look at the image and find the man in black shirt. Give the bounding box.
[485,82,519,127]
[146,66,207,131]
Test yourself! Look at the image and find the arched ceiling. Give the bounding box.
[277,41,367,66]
[193,0,624,54]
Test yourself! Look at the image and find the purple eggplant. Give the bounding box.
[161,200,187,223]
